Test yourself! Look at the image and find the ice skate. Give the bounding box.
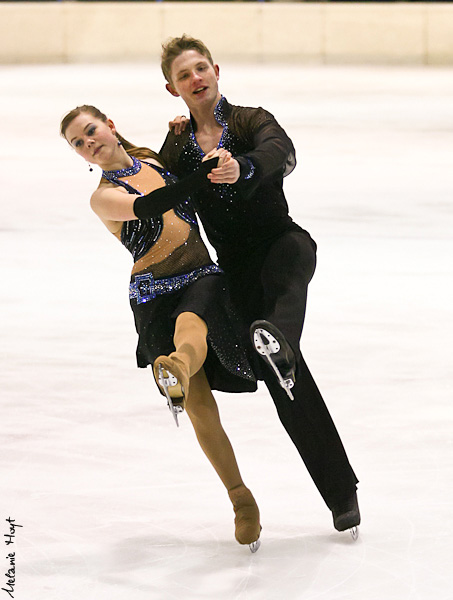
[155,355,190,427]
[332,492,360,540]
[228,484,262,553]
[250,320,296,400]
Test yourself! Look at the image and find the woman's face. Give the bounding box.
[65,112,118,166]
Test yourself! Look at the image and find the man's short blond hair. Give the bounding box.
[161,34,214,84]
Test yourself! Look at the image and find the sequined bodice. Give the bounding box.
[178,102,251,240]
[102,158,212,276]
[160,96,295,266]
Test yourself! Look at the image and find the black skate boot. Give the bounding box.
[332,492,360,540]
[250,320,296,400]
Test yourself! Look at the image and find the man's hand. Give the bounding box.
[202,149,239,184]
[207,156,240,184]
[168,115,189,135]
[202,148,232,169]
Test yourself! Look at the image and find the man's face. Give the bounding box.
[166,50,220,111]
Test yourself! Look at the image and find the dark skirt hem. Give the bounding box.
[131,272,257,393]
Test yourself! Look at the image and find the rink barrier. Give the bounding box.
[1,1,453,65]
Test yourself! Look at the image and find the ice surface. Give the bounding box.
[1,62,452,600]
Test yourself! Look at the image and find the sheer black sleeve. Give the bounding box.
[159,128,191,178]
[133,157,218,220]
[230,106,296,195]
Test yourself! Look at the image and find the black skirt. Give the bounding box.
[130,271,257,393]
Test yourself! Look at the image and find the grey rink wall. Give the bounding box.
[1,1,453,65]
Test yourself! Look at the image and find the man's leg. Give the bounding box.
[259,229,316,357]
[236,231,359,513]
[262,360,358,510]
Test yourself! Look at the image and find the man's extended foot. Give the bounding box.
[250,320,296,399]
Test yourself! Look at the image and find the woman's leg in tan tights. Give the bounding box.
[154,312,208,402]
[185,367,261,546]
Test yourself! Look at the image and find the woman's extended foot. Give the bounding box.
[228,484,261,546]
[154,354,191,426]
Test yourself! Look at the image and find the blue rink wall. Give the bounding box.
[1,1,453,65]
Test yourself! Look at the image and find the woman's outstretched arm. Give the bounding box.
[133,157,219,220]
[90,156,220,225]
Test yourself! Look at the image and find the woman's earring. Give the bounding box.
[117,139,122,146]
[88,164,93,172]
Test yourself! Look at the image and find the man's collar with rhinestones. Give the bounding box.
[190,95,230,132]
[213,95,229,126]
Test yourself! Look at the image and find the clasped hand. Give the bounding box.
[202,148,240,184]
[169,116,240,184]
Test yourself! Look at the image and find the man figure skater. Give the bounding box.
[159,35,360,535]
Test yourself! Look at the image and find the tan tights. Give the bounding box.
[185,367,244,491]
[154,311,261,544]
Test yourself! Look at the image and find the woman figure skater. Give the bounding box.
[60,105,261,551]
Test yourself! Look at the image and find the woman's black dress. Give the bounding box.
[101,157,256,393]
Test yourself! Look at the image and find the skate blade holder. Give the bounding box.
[252,328,294,401]
[158,364,184,427]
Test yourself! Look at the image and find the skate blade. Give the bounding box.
[249,539,261,553]
[252,328,294,400]
[350,526,359,541]
[158,364,184,428]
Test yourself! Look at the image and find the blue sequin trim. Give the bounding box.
[102,156,142,180]
[244,158,255,180]
[189,131,205,158]
[213,96,228,126]
[129,264,223,304]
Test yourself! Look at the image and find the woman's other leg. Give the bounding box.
[185,368,260,546]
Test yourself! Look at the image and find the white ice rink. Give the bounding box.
[1,61,452,600]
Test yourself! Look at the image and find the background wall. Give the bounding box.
[1,1,453,64]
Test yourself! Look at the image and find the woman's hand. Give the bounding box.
[168,115,189,135]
